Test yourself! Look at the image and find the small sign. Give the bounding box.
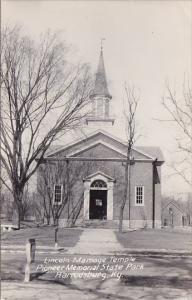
[96,199,102,206]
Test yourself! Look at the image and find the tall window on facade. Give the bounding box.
[135,186,144,205]
[54,185,62,204]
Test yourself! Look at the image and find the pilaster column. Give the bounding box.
[107,182,114,220]
[84,182,90,220]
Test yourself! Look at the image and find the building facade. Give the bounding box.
[162,200,188,228]
[37,48,164,229]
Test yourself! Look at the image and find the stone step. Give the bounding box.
[82,220,118,229]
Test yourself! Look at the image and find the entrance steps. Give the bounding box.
[82,219,119,229]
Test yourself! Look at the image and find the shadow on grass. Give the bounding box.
[2,271,47,282]
[115,228,192,251]
[2,226,83,248]
[35,274,192,300]
[30,271,47,281]
[120,275,192,290]
[36,277,133,300]
[143,256,192,278]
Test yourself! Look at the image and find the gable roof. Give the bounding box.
[135,146,164,162]
[162,200,186,215]
[45,129,126,156]
[69,141,127,159]
[45,129,164,162]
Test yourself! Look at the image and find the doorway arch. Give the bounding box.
[91,180,107,189]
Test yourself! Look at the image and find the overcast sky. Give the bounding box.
[2,0,192,196]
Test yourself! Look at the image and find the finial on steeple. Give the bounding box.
[100,38,105,52]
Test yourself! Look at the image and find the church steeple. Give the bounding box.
[86,45,115,126]
[90,48,112,99]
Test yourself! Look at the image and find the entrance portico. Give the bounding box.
[83,171,115,221]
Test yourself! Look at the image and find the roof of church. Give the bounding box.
[90,50,112,99]
[45,130,164,162]
[134,146,164,162]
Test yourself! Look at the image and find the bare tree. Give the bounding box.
[37,159,93,226]
[37,161,71,226]
[162,81,192,186]
[119,84,139,233]
[0,25,92,228]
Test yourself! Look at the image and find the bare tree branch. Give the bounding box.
[162,80,192,186]
[0,25,92,228]
[119,83,139,232]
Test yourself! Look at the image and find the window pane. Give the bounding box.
[136,186,144,204]
[54,185,62,203]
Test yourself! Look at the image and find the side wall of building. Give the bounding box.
[154,165,162,228]
[128,162,153,228]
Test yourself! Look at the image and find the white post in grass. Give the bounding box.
[24,239,36,282]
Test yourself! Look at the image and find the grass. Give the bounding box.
[1,226,192,283]
[1,225,83,247]
[115,228,192,251]
[2,224,192,251]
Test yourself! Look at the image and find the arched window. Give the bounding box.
[91,180,107,188]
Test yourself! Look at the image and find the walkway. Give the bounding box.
[67,228,124,255]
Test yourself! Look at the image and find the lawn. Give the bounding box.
[115,228,192,251]
[1,225,83,247]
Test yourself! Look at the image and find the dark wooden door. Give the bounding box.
[89,190,107,220]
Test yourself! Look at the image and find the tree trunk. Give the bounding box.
[47,216,50,225]
[54,217,59,227]
[119,161,129,233]
[17,208,21,229]
[13,187,24,230]
[20,208,25,222]
[119,206,124,233]
[44,210,51,225]
[16,201,23,229]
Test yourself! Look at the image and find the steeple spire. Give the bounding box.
[86,44,115,126]
[91,43,112,99]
